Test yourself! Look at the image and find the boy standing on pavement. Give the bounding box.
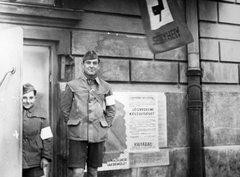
[61,50,116,177]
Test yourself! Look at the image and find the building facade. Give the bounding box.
[0,0,240,176]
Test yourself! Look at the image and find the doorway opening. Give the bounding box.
[23,40,57,177]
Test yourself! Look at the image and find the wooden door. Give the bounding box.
[0,26,23,177]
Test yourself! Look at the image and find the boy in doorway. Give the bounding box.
[22,83,53,177]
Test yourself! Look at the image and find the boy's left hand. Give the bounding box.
[41,158,49,168]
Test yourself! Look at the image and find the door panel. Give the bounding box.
[0,27,22,177]
[22,45,50,118]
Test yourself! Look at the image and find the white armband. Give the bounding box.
[40,126,53,140]
[105,95,115,106]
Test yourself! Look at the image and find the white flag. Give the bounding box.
[138,0,193,54]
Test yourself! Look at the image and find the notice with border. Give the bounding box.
[99,92,169,171]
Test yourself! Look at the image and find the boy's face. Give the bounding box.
[22,91,36,109]
[82,59,100,76]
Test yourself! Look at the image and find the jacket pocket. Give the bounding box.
[97,122,108,141]
[67,119,84,139]
[67,119,81,125]
[100,116,109,127]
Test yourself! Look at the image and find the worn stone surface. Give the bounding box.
[219,3,240,25]
[111,84,187,94]
[74,57,129,81]
[203,92,240,146]
[131,61,178,83]
[201,62,238,83]
[200,39,219,61]
[98,59,130,81]
[78,13,144,34]
[166,93,188,147]
[179,63,187,83]
[155,46,187,61]
[134,148,188,177]
[135,166,169,177]
[200,22,240,40]
[61,0,140,15]
[72,31,153,58]
[166,148,189,177]
[199,0,218,21]
[220,40,240,62]
[204,146,240,177]
[218,0,235,2]
[202,85,240,93]
[0,2,80,19]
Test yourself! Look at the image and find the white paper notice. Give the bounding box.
[99,92,168,171]
[126,92,159,152]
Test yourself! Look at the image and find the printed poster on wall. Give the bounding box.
[127,92,159,152]
[99,92,169,171]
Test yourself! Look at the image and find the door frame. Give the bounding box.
[23,39,59,177]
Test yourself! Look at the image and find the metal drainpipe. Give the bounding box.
[186,0,204,177]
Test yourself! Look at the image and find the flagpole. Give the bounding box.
[186,0,204,177]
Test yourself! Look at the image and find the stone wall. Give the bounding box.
[199,0,240,176]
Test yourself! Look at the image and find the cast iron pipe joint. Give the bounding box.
[187,68,203,109]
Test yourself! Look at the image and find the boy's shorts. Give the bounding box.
[68,140,105,169]
[22,166,44,177]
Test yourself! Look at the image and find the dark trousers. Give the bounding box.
[22,166,44,177]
